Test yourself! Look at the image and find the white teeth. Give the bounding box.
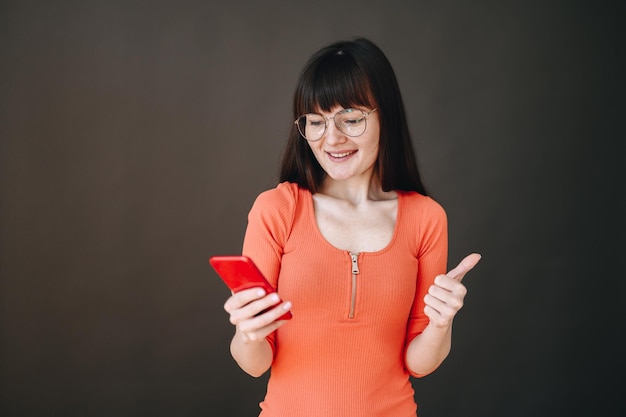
[329,151,354,158]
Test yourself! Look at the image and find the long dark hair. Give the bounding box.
[279,37,427,195]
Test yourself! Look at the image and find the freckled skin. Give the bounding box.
[306,106,380,184]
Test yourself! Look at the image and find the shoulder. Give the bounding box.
[400,192,448,256]
[248,182,302,226]
[243,183,303,261]
[252,181,301,211]
[400,191,446,221]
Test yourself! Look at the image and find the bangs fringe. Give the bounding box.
[297,53,374,114]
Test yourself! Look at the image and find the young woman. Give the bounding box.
[223,37,481,417]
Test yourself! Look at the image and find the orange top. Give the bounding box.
[242,182,448,417]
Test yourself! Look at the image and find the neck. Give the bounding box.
[319,174,395,205]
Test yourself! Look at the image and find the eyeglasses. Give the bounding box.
[294,108,377,141]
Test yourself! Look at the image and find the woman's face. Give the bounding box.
[306,105,380,183]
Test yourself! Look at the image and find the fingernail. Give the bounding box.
[283,301,292,310]
[256,289,266,297]
[270,293,280,302]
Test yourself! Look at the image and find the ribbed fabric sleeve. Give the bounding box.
[242,182,298,355]
[241,182,448,417]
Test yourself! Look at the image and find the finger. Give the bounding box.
[224,287,267,312]
[425,285,465,314]
[243,318,288,342]
[429,279,467,303]
[423,298,456,327]
[229,293,283,324]
[447,253,482,282]
[238,301,292,333]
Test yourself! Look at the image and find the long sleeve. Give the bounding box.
[241,182,298,354]
[405,196,448,347]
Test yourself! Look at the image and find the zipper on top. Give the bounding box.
[348,252,360,319]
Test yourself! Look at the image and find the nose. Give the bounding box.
[322,118,347,145]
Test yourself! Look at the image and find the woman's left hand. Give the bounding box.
[423,253,481,328]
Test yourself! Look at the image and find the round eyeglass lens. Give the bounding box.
[296,109,368,141]
[297,114,326,141]
[335,109,367,137]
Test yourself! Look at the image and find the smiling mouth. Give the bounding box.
[327,150,357,158]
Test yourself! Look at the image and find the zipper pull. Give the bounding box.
[350,252,360,274]
[348,252,360,319]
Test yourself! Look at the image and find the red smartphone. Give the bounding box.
[209,255,292,320]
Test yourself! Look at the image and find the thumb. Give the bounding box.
[447,253,482,282]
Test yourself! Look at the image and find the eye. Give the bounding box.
[342,117,364,126]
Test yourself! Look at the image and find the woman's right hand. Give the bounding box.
[224,288,292,343]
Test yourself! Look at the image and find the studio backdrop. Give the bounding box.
[0,1,623,416]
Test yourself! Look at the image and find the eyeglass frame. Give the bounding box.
[294,108,378,141]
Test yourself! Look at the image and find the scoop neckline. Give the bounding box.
[304,188,402,256]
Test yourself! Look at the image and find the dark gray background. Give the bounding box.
[1,1,624,416]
